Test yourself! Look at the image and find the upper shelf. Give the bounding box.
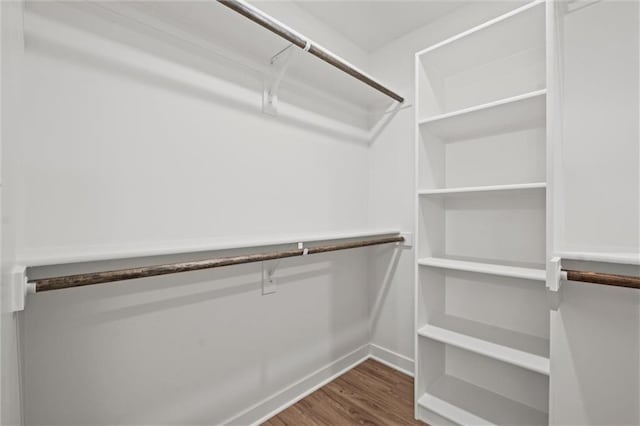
[149,0,404,111]
[146,1,402,110]
[39,1,402,116]
[416,1,545,118]
[416,1,545,76]
[217,0,403,103]
[18,229,401,267]
[418,90,546,141]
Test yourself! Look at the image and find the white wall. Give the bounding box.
[550,1,640,424]
[559,0,639,255]
[1,1,25,425]
[366,0,527,369]
[12,2,392,425]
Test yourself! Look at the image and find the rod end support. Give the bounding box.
[547,256,562,293]
[8,266,29,312]
[399,232,413,248]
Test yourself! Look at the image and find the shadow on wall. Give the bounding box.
[368,246,402,335]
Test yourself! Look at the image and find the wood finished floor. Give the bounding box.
[263,359,425,426]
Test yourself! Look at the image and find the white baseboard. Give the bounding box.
[223,343,414,425]
[368,343,414,377]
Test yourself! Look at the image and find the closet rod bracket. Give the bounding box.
[547,256,564,293]
[263,42,310,116]
[399,232,413,248]
[262,259,279,295]
[9,266,35,312]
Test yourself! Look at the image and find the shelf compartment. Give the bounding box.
[418,90,546,142]
[417,1,545,117]
[417,190,546,265]
[417,375,548,426]
[416,1,545,72]
[418,315,550,375]
[418,257,545,282]
[418,182,546,197]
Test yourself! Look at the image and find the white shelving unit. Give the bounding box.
[414,1,551,424]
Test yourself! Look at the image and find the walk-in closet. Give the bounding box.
[1,0,638,425]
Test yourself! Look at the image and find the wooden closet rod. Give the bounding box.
[217,0,405,103]
[563,269,640,289]
[29,235,404,293]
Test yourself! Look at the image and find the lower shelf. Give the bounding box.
[417,257,546,281]
[418,316,550,375]
[417,375,548,426]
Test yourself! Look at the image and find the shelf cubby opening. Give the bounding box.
[418,95,546,191]
[417,1,546,120]
[417,192,546,265]
[416,340,549,426]
[417,268,549,358]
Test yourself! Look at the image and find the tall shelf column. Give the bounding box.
[414,1,552,424]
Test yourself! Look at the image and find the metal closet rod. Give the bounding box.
[29,235,405,293]
[563,269,640,289]
[217,0,404,103]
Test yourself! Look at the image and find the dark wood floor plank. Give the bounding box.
[326,377,413,425]
[263,359,423,426]
[262,416,287,426]
[321,384,389,425]
[274,402,325,426]
[347,361,414,404]
[336,369,416,420]
[356,360,413,388]
[296,389,357,425]
[347,366,414,401]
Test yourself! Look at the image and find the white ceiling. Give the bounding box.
[294,1,465,52]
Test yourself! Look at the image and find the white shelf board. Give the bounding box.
[418,90,546,141]
[57,1,397,114]
[418,316,550,375]
[418,257,545,282]
[418,375,548,426]
[418,182,546,196]
[557,250,640,266]
[416,1,545,77]
[18,229,401,267]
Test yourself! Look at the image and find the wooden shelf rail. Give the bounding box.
[29,235,404,292]
[217,0,404,103]
[563,268,640,289]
